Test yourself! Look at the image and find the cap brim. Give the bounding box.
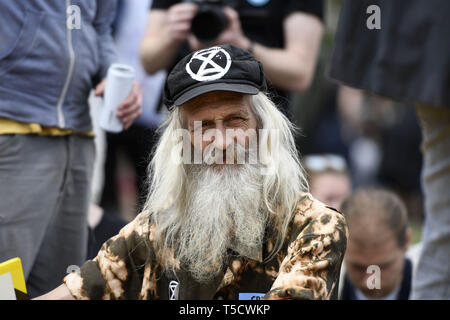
[174,83,259,106]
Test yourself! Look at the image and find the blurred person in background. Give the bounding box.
[329,0,450,298]
[339,188,413,300]
[303,154,352,210]
[309,85,363,163]
[100,0,168,216]
[0,1,142,298]
[309,81,423,223]
[140,0,324,119]
[311,84,422,189]
[307,84,384,188]
[86,203,126,260]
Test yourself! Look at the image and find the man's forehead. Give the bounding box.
[347,227,399,254]
[181,91,251,119]
[346,245,402,271]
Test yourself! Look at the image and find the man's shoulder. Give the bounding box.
[127,210,153,239]
[294,192,344,218]
[95,211,155,268]
[291,192,347,235]
[103,211,152,251]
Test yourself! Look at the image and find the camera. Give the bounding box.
[190,0,229,43]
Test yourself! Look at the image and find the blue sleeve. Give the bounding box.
[93,0,118,84]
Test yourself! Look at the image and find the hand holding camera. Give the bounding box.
[166,2,199,41]
[189,5,251,51]
[166,1,250,51]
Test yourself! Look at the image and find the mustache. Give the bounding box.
[201,142,257,165]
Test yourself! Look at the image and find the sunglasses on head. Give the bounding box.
[303,154,348,173]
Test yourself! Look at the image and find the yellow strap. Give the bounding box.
[0,117,94,137]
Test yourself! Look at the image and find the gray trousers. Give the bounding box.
[0,134,94,298]
[412,105,450,299]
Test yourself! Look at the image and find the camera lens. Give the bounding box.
[191,5,228,42]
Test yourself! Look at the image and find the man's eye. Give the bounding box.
[228,117,246,124]
[351,264,366,272]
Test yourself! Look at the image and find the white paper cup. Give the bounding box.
[99,64,135,133]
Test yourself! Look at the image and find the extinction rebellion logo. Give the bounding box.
[186,47,232,82]
[169,280,179,300]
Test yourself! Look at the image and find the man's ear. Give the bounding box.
[403,227,413,252]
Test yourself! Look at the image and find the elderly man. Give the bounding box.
[37,45,347,300]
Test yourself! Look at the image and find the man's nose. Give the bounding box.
[211,127,234,151]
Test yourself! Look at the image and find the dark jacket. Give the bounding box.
[341,258,412,300]
[329,0,450,107]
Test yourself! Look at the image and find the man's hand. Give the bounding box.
[140,3,198,74]
[167,2,198,42]
[189,7,251,51]
[95,79,143,130]
[33,284,75,300]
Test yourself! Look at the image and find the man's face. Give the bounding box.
[344,225,408,299]
[182,91,258,165]
[167,91,265,282]
[309,171,351,210]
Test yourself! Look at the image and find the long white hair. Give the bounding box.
[143,92,309,270]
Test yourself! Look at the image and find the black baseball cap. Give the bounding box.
[163,44,267,107]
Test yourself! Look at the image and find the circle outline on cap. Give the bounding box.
[186,46,232,82]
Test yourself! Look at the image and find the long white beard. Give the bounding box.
[174,161,267,283]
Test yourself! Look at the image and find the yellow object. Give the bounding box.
[0,257,28,300]
[0,117,94,137]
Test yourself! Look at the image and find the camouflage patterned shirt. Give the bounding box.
[64,192,348,300]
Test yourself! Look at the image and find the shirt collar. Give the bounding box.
[354,285,401,300]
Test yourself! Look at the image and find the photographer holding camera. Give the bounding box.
[140,0,324,117]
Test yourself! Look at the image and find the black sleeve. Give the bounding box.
[151,0,180,10]
[286,0,324,21]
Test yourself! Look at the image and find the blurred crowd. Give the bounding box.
[95,0,425,300]
[2,0,449,300]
